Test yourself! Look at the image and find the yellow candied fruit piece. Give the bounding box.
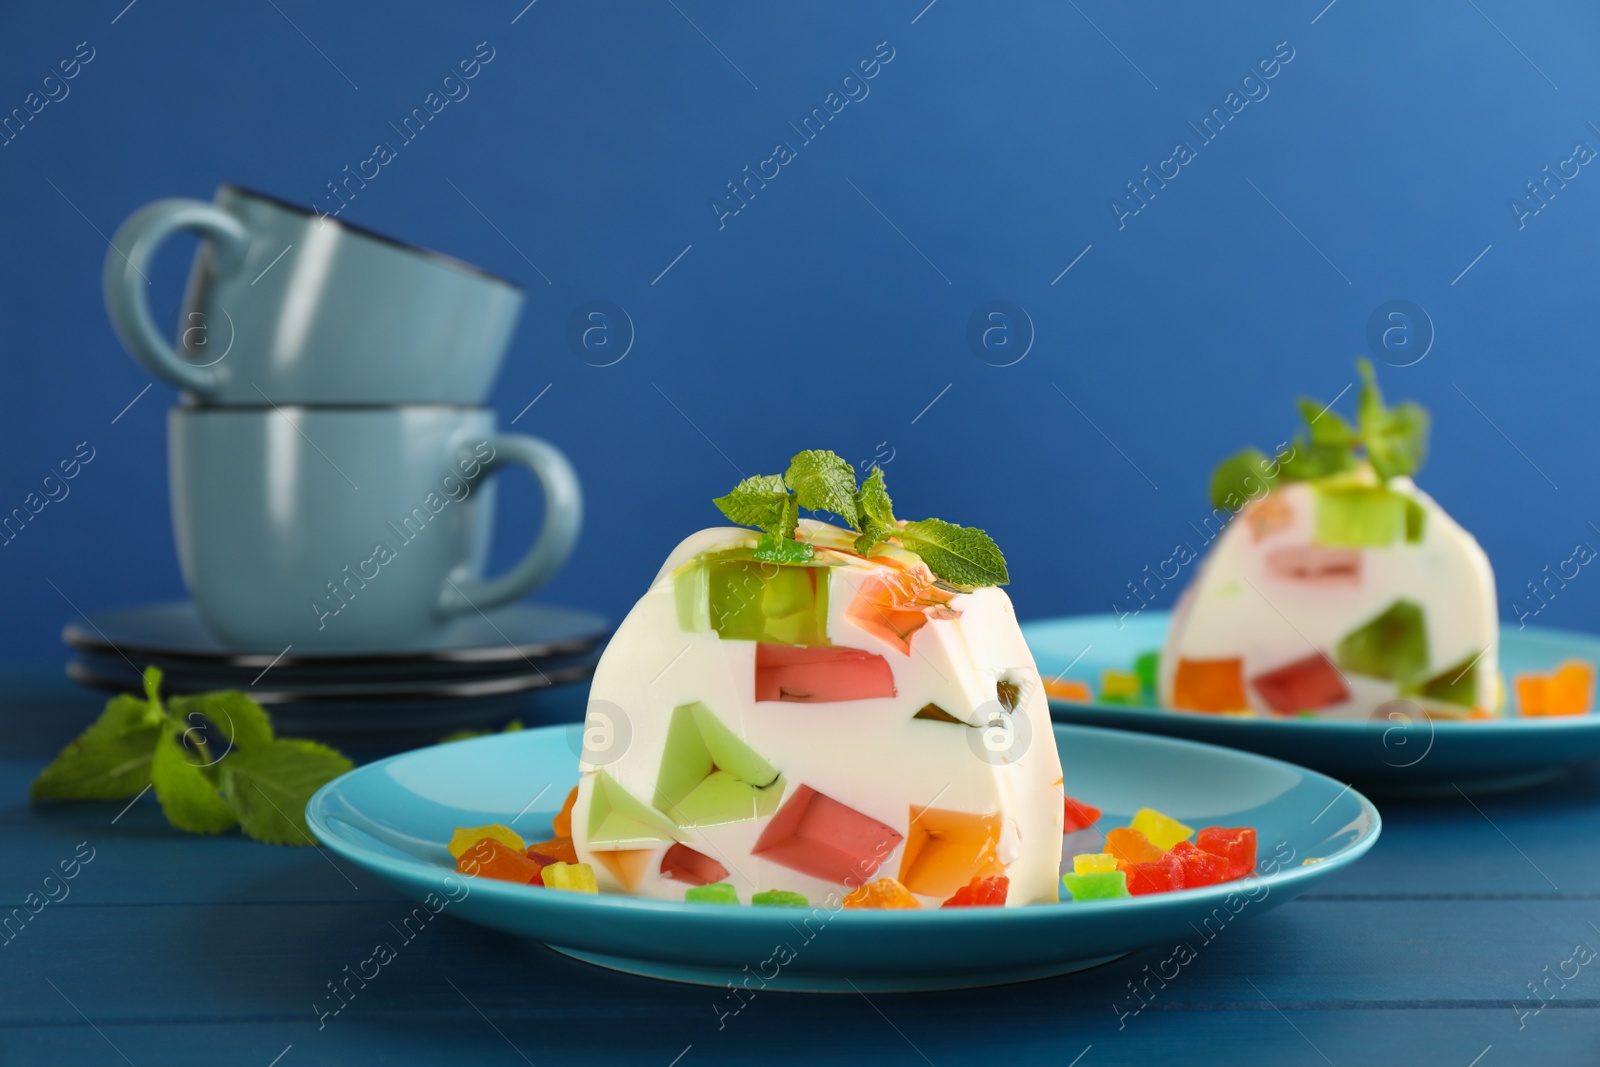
[1129,808,1194,851]
[448,823,525,860]
[540,861,599,893]
[1073,853,1119,875]
[1100,670,1142,700]
[842,877,922,909]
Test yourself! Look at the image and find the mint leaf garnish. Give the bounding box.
[898,518,1010,587]
[784,450,860,528]
[1210,359,1430,500]
[712,453,1009,586]
[30,694,162,801]
[217,739,354,845]
[151,726,237,835]
[1209,448,1278,512]
[31,667,352,846]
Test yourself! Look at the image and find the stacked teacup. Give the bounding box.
[104,185,580,653]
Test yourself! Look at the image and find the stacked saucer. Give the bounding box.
[65,602,608,744]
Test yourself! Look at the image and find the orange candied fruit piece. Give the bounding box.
[843,877,923,910]
[1171,657,1248,713]
[457,838,544,884]
[1043,678,1094,703]
[1104,826,1164,865]
[551,786,579,838]
[526,836,579,865]
[942,874,1009,907]
[1517,660,1596,717]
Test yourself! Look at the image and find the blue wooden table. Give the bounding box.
[4,664,1597,1066]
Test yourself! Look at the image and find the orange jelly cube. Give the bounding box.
[1104,826,1164,865]
[457,838,544,884]
[842,877,923,909]
[526,836,579,865]
[1172,658,1248,713]
[552,786,579,838]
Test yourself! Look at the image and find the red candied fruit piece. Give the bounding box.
[1168,841,1227,888]
[457,838,544,884]
[942,875,1010,908]
[526,836,579,865]
[1062,795,1102,832]
[1119,852,1184,896]
[1196,827,1257,881]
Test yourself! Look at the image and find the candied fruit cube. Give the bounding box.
[1062,795,1101,832]
[1130,808,1194,851]
[752,890,809,907]
[1104,826,1164,865]
[1168,841,1226,887]
[1120,852,1184,895]
[525,836,579,865]
[540,861,599,893]
[448,823,524,860]
[1134,651,1160,696]
[942,874,1010,907]
[1195,827,1257,880]
[457,838,543,884]
[1061,870,1129,901]
[1517,660,1596,717]
[685,883,740,905]
[1172,658,1248,713]
[1073,853,1119,875]
[842,878,922,909]
[551,786,579,838]
[1100,670,1142,705]
[1042,678,1093,703]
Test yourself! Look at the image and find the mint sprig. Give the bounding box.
[31,667,352,846]
[712,450,1009,587]
[1209,358,1429,510]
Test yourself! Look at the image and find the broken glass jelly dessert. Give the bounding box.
[1163,362,1499,720]
[569,516,1064,907]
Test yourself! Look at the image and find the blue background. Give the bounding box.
[2,0,1597,663]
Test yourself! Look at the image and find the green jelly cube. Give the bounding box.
[686,883,740,905]
[1335,599,1429,683]
[674,770,786,827]
[655,702,783,826]
[752,890,809,907]
[1062,870,1130,902]
[1134,651,1160,697]
[585,771,678,849]
[1314,486,1404,548]
[1418,653,1479,708]
[1403,497,1427,544]
[707,560,829,645]
[674,561,711,633]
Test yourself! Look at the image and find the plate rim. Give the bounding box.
[305,721,1383,925]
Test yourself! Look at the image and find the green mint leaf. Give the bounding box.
[1365,400,1429,480]
[898,518,1009,587]
[30,694,163,802]
[440,719,523,744]
[784,450,860,528]
[852,466,898,554]
[1355,357,1384,440]
[712,474,791,534]
[1278,437,1360,483]
[1297,397,1357,448]
[168,690,274,751]
[1209,448,1279,511]
[218,738,354,846]
[150,725,238,835]
[753,533,815,563]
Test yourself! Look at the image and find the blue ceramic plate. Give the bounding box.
[1024,612,1600,796]
[306,722,1379,992]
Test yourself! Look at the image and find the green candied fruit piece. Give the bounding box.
[1313,486,1404,548]
[1403,496,1427,544]
[1417,654,1479,708]
[1134,651,1160,697]
[706,560,830,645]
[752,889,810,907]
[1062,870,1130,902]
[685,883,740,905]
[1335,599,1429,684]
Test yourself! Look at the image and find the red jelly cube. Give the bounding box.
[1062,795,1101,832]
[1196,827,1257,880]
[659,843,730,886]
[457,838,544,884]
[941,875,1010,908]
[1168,841,1226,887]
[1120,852,1184,895]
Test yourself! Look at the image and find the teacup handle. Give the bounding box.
[438,434,582,617]
[103,198,251,397]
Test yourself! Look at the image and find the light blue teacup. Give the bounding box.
[169,406,581,652]
[106,185,524,405]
